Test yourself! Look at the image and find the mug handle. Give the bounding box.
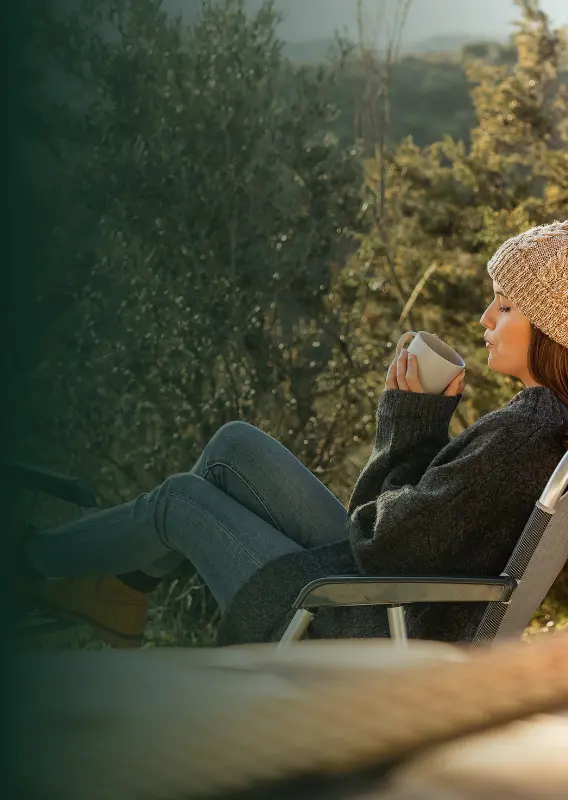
[396,331,417,357]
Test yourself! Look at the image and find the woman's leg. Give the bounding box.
[145,419,350,581]
[27,422,349,610]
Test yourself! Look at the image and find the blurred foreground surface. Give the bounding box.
[12,633,568,799]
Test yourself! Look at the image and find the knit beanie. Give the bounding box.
[487,220,568,349]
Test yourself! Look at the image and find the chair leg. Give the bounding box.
[387,605,408,646]
[277,609,314,647]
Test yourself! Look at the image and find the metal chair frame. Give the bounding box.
[279,451,568,649]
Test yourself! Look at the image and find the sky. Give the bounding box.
[163,0,568,46]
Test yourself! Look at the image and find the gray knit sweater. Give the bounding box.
[216,386,568,647]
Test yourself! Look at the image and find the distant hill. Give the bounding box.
[282,38,341,63]
[282,33,504,63]
[402,33,504,54]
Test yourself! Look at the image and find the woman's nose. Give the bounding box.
[480,304,495,329]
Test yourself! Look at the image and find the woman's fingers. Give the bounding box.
[387,350,443,395]
[444,370,466,397]
[396,350,410,391]
[385,357,399,390]
[386,350,426,393]
[404,352,425,393]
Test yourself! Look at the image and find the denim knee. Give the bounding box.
[206,420,264,462]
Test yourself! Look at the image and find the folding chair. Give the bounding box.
[279,450,568,648]
[4,460,97,511]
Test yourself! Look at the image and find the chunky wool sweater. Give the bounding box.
[216,386,568,647]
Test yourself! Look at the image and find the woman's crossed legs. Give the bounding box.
[28,421,349,611]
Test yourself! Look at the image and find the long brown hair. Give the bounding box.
[528,324,568,449]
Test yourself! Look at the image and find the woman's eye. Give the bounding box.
[499,306,511,313]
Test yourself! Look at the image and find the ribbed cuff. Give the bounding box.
[376,389,462,449]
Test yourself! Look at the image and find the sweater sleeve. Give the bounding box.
[348,416,543,577]
[347,388,462,514]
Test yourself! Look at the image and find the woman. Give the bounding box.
[19,220,568,648]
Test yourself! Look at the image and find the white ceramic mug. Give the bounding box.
[396,330,465,394]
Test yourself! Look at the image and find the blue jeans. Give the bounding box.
[28,422,350,611]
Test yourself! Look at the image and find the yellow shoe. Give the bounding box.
[31,576,150,648]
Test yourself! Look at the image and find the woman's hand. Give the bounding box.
[443,370,466,397]
[385,349,465,397]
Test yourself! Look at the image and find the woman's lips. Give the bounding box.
[486,342,495,349]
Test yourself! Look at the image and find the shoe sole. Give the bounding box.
[32,600,144,649]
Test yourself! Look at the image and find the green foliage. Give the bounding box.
[352,0,567,417]
[30,0,372,505]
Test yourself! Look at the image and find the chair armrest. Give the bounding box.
[3,460,98,508]
[292,575,517,610]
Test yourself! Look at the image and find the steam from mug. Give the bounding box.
[395,331,465,394]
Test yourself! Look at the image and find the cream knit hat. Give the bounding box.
[487,220,568,349]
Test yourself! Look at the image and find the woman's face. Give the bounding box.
[480,281,541,387]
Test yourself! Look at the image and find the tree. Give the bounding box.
[24,0,381,643]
